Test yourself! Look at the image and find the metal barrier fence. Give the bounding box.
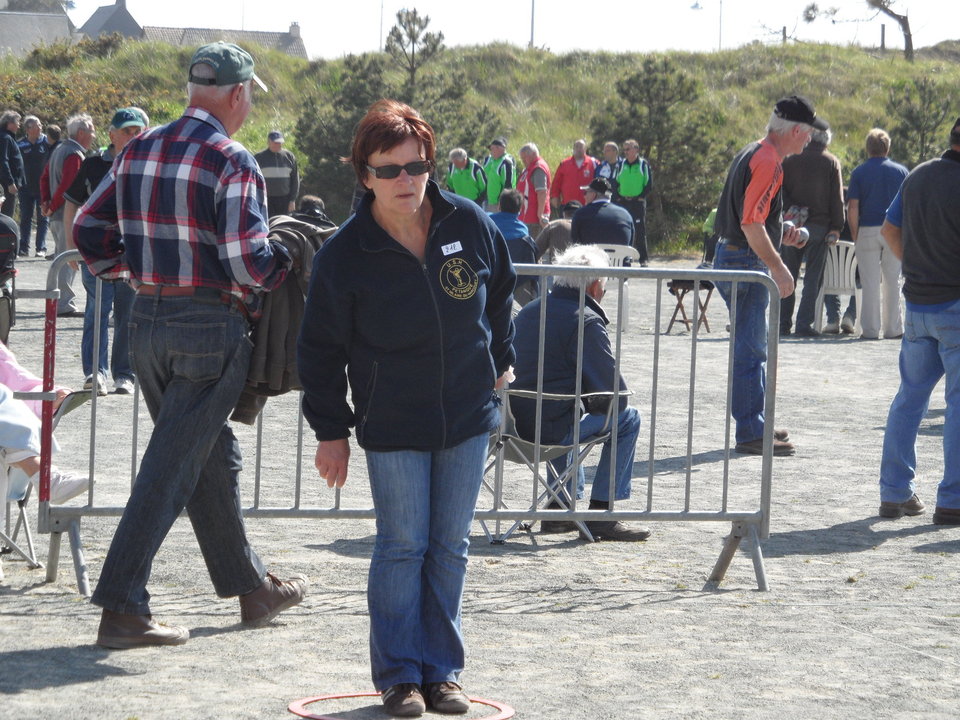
[25,252,780,596]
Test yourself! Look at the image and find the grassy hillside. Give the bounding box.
[2,36,958,248]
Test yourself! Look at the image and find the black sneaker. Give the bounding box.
[879,494,925,519]
[424,681,470,714]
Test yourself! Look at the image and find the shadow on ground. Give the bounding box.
[0,646,135,693]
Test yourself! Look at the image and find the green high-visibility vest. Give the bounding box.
[447,158,487,202]
[618,157,651,198]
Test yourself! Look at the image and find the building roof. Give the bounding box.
[78,1,142,39]
[0,11,74,57]
[141,25,308,59]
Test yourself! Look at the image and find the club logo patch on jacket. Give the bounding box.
[440,257,479,300]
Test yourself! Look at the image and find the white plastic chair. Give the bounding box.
[595,244,640,330]
[814,240,861,333]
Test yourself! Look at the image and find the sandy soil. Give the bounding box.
[2,253,958,720]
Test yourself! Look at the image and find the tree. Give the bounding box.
[295,54,393,220]
[588,57,728,246]
[867,0,913,62]
[885,77,954,167]
[385,9,444,106]
[296,12,503,221]
[803,1,913,61]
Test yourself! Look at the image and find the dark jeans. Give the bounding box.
[617,197,648,263]
[17,187,48,253]
[780,223,828,333]
[90,294,264,614]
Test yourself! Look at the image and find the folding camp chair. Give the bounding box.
[1,467,41,568]
[666,278,714,333]
[0,391,90,572]
[481,387,622,543]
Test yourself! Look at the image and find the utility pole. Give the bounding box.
[529,0,535,48]
[718,0,723,51]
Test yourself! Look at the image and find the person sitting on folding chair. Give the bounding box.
[0,341,88,505]
[511,244,650,541]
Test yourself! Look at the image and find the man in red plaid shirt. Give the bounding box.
[76,42,307,650]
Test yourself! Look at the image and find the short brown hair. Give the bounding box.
[865,128,890,157]
[350,99,436,184]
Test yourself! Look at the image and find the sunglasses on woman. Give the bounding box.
[366,160,434,179]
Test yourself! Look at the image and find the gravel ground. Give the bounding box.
[2,252,958,720]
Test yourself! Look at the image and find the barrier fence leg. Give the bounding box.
[705,521,745,589]
[748,523,770,592]
[67,520,91,597]
[45,531,61,583]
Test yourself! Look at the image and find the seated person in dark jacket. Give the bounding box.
[511,244,649,542]
[489,188,539,305]
[570,177,634,247]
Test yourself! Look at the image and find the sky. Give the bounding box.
[67,0,955,60]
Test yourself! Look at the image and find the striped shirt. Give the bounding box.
[74,106,289,303]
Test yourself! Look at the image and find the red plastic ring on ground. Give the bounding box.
[288,691,515,719]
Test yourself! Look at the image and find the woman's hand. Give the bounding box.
[315,439,350,489]
[53,388,70,412]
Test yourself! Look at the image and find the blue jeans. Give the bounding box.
[879,300,960,508]
[91,294,265,614]
[549,407,641,502]
[17,188,48,253]
[780,223,828,332]
[364,432,488,690]
[80,265,135,381]
[714,243,770,444]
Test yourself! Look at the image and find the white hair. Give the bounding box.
[448,147,467,162]
[519,142,539,157]
[552,244,610,290]
[66,113,94,138]
[811,127,832,146]
[187,62,247,101]
[766,113,807,136]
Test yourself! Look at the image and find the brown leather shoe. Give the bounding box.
[239,572,307,628]
[879,494,926,519]
[382,683,426,717]
[734,438,796,456]
[580,520,651,542]
[424,681,471,714]
[96,609,189,649]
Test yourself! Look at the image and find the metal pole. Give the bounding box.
[718,0,723,50]
[529,0,535,48]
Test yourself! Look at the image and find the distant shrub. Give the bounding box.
[25,33,125,71]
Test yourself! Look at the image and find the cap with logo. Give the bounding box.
[189,42,268,93]
[110,107,146,130]
[581,177,613,195]
[774,95,828,131]
[268,130,284,143]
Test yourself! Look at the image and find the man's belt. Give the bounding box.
[136,284,249,317]
[717,238,745,251]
